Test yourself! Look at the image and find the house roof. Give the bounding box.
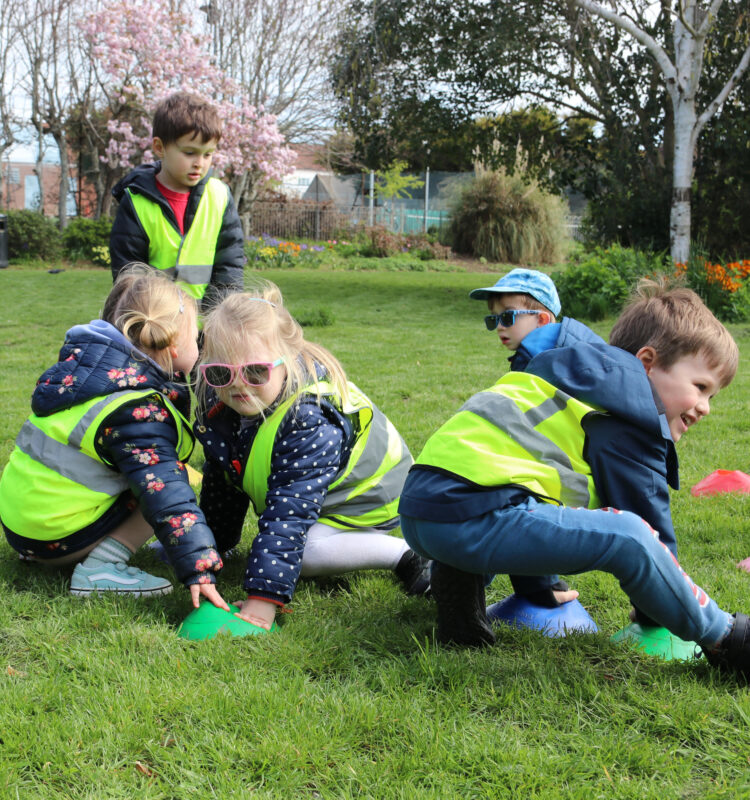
[301,174,358,206]
[290,143,327,172]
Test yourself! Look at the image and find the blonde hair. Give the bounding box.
[609,278,738,387]
[101,263,197,375]
[198,281,349,413]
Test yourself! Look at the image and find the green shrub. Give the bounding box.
[675,250,750,322]
[5,209,62,262]
[333,243,361,258]
[552,260,629,321]
[62,216,113,267]
[570,243,670,286]
[244,236,322,269]
[555,244,673,320]
[404,232,452,260]
[342,256,430,272]
[448,169,567,265]
[358,226,402,257]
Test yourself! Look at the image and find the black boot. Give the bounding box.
[431,562,496,647]
[704,613,750,678]
[395,549,432,595]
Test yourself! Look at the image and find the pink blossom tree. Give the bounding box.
[83,0,295,224]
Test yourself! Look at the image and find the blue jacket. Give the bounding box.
[195,369,355,605]
[109,163,245,309]
[399,317,679,556]
[16,321,222,586]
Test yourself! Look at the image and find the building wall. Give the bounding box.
[1,161,97,218]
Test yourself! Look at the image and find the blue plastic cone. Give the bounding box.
[611,622,701,661]
[486,594,598,637]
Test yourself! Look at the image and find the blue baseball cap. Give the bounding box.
[469,268,561,317]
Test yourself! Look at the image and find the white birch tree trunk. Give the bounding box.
[669,3,701,264]
[573,0,750,263]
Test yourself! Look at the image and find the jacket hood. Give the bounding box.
[527,340,671,440]
[111,161,212,203]
[31,320,181,417]
[511,317,606,372]
[111,162,161,202]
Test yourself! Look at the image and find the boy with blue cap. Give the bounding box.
[469,268,606,609]
[399,282,750,681]
[470,268,564,369]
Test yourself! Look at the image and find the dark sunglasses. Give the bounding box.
[484,309,541,331]
[199,358,284,388]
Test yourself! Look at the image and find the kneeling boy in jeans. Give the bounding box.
[399,281,750,677]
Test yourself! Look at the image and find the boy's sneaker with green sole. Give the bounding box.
[70,561,173,597]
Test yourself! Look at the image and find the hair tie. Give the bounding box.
[249,297,276,307]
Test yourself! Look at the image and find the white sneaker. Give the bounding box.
[70,561,172,597]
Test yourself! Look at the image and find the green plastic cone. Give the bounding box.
[177,601,279,640]
[611,622,701,661]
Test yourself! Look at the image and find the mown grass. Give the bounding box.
[1,265,750,798]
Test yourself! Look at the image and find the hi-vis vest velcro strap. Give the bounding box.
[128,177,228,299]
[416,372,600,509]
[0,390,194,540]
[242,381,412,529]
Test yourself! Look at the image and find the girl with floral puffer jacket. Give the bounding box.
[0,266,227,609]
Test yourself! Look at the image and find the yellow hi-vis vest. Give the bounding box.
[128,177,229,300]
[242,381,413,529]
[0,390,194,540]
[415,372,601,508]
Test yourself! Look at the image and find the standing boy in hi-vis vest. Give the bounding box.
[110,92,245,310]
[399,280,750,680]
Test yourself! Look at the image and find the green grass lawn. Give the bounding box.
[2,264,750,798]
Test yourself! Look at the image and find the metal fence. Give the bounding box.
[565,216,584,242]
[370,206,451,234]
[249,200,452,240]
[249,201,353,240]
[250,200,584,243]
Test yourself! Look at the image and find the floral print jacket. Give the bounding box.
[195,371,354,605]
[30,320,222,587]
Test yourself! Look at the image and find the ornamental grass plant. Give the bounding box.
[448,168,568,265]
[1,265,750,798]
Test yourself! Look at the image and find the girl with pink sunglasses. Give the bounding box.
[194,282,430,632]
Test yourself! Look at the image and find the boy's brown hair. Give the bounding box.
[152,92,222,146]
[609,279,738,387]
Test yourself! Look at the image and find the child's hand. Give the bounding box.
[234,597,277,630]
[737,558,750,573]
[190,582,230,611]
[552,587,579,604]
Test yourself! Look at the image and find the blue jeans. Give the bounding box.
[401,496,733,648]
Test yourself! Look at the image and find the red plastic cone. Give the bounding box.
[691,469,750,497]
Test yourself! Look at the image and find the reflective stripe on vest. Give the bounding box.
[242,381,413,529]
[0,390,194,540]
[128,177,229,300]
[415,372,600,508]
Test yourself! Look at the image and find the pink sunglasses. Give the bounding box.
[200,357,284,388]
